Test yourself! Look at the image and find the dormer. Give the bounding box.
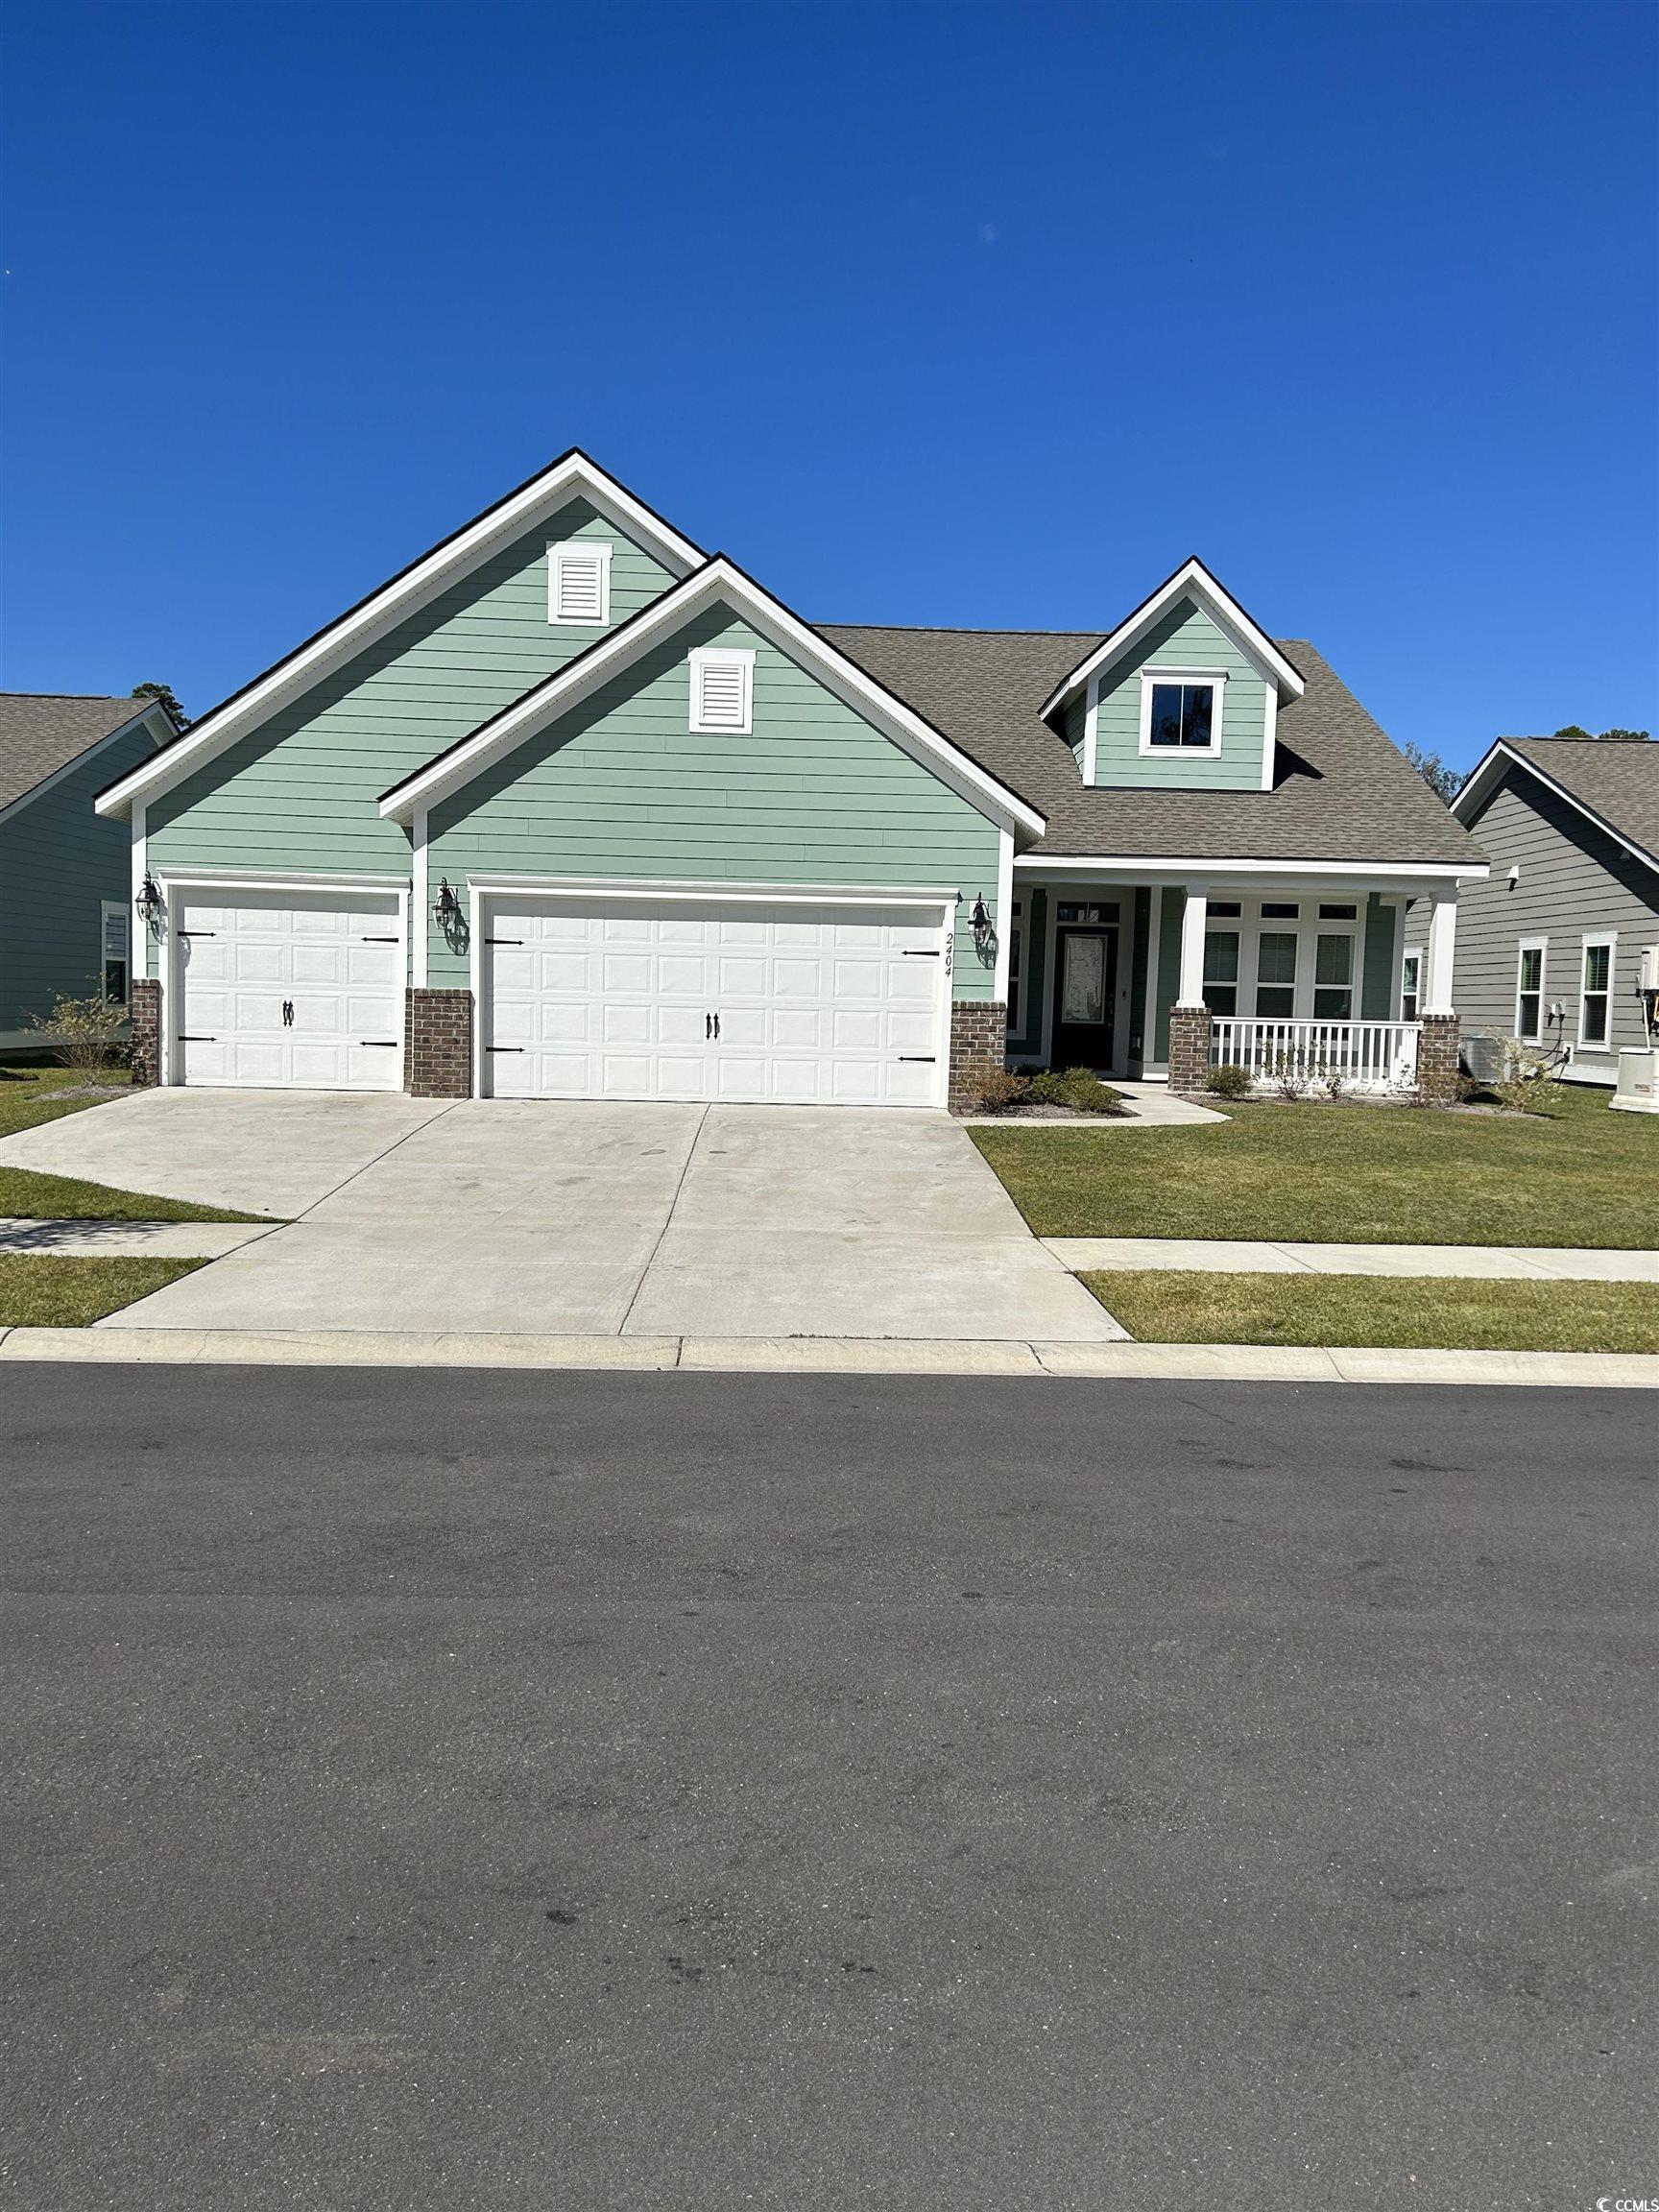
[1042,558,1306,794]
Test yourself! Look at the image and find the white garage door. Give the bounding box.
[174,888,404,1091]
[482,895,949,1107]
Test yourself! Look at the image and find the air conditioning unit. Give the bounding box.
[1610,1048,1659,1116]
[1460,1031,1508,1085]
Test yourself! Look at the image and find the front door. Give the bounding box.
[1052,924,1118,1070]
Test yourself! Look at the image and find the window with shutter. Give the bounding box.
[547,541,612,625]
[689,648,755,734]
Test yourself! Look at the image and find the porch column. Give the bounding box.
[1175,887,1209,1006]
[1424,893,1457,1015]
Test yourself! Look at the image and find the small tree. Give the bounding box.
[132,681,187,729]
[1400,741,1463,805]
[25,990,130,1078]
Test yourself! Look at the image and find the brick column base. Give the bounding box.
[949,998,1007,1111]
[1166,1005,1213,1093]
[1417,1012,1461,1103]
[406,988,473,1097]
[130,975,162,1088]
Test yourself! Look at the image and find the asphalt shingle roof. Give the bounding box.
[1500,736,1659,864]
[0,693,156,816]
[817,625,1482,867]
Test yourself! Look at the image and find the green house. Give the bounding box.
[94,452,1488,1107]
[0,693,177,1048]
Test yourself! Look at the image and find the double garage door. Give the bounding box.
[174,889,404,1091]
[482,893,950,1108]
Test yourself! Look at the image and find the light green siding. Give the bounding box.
[1360,893,1397,1021]
[426,611,1004,996]
[1089,602,1269,791]
[143,500,677,968]
[1,716,158,1031]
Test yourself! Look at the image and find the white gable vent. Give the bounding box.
[548,540,613,626]
[689,647,755,734]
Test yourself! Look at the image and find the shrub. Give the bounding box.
[1204,1062,1253,1100]
[1053,1066,1126,1115]
[1490,1039,1566,1116]
[1268,1047,1308,1102]
[1023,1070,1065,1105]
[971,1067,1028,1115]
[25,990,130,1078]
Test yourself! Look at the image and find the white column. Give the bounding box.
[412,806,429,988]
[1176,887,1209,1007]
[991,828,1015,1004]
[1424,892,1457,1015]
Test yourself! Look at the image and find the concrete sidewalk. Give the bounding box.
[1045,1236,1659,1282]
[0,1323,1653,1387]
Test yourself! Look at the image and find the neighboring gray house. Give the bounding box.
[0,693,178,1047]
[1446,736,1659,1082]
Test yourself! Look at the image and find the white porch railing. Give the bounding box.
[1210,1018,1421,1093]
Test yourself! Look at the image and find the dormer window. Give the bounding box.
[547,540,612,626]
[1140,669,1225,756]
[689,647,754,733]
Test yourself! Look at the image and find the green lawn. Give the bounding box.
[973,1083,1658,1247]
[0,1059,269,1223]
[1084,1269,1659,1353]
[0,1255,204,1328]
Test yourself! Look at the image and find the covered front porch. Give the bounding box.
[1003,861,1466,1094]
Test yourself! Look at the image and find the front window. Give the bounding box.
[101,901,130,1008]
[1580,939,1614,1047]
[1255,931,1297,1020]
[1203,930,1239,1016]
[1515,943,1546,1044]
[1146,681,1215,749]
[1312,931,1355,1021]
[1401,950,1421,1022]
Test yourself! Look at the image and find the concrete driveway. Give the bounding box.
[1,1090,1116,1342]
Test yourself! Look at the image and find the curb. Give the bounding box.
[0,1326,1652,1387]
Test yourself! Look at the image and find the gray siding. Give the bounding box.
[1,716,160,1032]
[1453,770,1659,1067]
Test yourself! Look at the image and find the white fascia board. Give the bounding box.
[381,558,1047,841]
[0,702,170,831]
[94,451,706,821]
[1453,739,1659,877]
[470,874,960,911]
[1014,854,1489,890]
[1039,558,1306,722]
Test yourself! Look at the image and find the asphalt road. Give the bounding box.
[2,1367,1654,2212]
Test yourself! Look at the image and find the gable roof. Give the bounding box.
[0,693,172,821]
[1038,557,1307,724]
[1453,736,1659,873]
[378,557,1047,840]
[817,626,1484,870]
[94,450,705,822]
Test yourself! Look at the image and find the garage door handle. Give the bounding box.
[282,1000,295,1026]
[179,1034,216,1043]
[485,1046,524,1053]
[902,949,940,957]
[899,1055,936,1063]
[359,1041,397,1047]
[485,937,523,947]
[178,929,215,938]
[360,935,399,944]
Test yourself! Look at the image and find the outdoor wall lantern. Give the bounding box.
[969,894,991,931]
[136,874,166,931]
[433,878,461,928]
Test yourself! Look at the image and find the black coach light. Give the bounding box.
[969,894,991,931]
[433,878,461,927]
[136,874,165,930]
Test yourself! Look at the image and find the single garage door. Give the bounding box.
[174,888,404,1090]
[482,893,950,1107]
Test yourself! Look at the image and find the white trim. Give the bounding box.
[131,800,148,985]
[1261,686,1277,792]
[380,559,1046,839]
[1514,935,1547,1045]
[1577,930,1617,1052]
[156,869,410,1092]
[688,645,755,734]
[1424,893,1458,1019]
[1081,671,1099,785]
[547,538,613,626]
[100,898,131,1009]
[1013,854,1487,888]
[1453,739,1659,877]
[469,876,956,1112]
[94,452,705,821]
[1137,668,1227,759]
[993,827,1015,1002]
[0,703,170,831]
[1039,557,1306,722]
[1176,887,1209,1008]
[412,807,429,988]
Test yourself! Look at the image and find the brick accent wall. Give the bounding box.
[1416,1012,1461,1103]
[949,998,1007,1111]
[405,988,473,1098]
[1166,1005,1213,1094]
[130,976,162,1088]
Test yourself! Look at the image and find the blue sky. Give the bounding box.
[2,0,1654,767]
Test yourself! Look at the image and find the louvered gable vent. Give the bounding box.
[548,540,612,625]
[689,648,755,734]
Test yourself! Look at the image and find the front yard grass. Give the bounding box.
[0,1255,205,1329]
[1084,1269,1659,1353]
[0,1059,269,1223]
[973,1083,1658,1247]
